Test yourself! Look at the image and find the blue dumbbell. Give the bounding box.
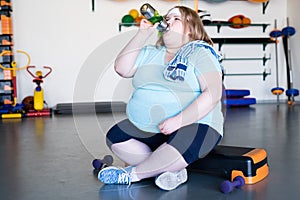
[92,155,113,170]
[286,88,299,97]
[220,176,245,194]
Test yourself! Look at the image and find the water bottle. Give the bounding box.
[140,3,168,32]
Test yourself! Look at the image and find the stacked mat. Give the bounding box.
[224,89,256,107]
[54,101,126,115]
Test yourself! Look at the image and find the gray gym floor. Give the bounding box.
[1,103,299,200]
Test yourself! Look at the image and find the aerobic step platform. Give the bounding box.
[188,145,269,184]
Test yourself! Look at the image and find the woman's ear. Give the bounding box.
[187,33,193,41]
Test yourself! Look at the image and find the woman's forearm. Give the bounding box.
[178,90,220,128]
[158,72,222,135]
[114,32,148,77]
[114,19,158,78]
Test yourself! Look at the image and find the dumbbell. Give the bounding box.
[286,88,299,97]
[92,155,114,170]
[281,17,296,38]
[271,87,284,95]
[270,30,282,38]
[286,88,299,105]
[220,176,245,194]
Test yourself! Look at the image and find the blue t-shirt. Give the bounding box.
[126,43,223,135]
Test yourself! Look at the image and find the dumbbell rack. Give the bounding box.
[222,54,271,66]
[0,0,13,107]
[205,22,270,33]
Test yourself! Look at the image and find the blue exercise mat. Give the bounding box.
[225,89,250,98]
[224,98,256,107]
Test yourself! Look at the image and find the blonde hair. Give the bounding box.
[156,6,213,47]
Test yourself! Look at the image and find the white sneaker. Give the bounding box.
[155,168,188,191]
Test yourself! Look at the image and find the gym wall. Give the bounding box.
[11,0,298,107]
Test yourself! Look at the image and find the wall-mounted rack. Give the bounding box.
[118,23,139,32]
[222,54,271,66]
[0,0,13,106]
[206,22,270,33]
[212,37,275,51]
[224,69,270,81]
[214,0,270,14]
[262,1,270,14]
[119,22,270,33]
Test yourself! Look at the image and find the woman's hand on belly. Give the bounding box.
[158,114,182,135]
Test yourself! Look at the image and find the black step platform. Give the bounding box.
[188,145,269,184]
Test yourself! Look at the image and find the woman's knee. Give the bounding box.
[106,124,124,149]
[105,120,135,148]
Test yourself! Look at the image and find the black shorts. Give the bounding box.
[106,119,222,164]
